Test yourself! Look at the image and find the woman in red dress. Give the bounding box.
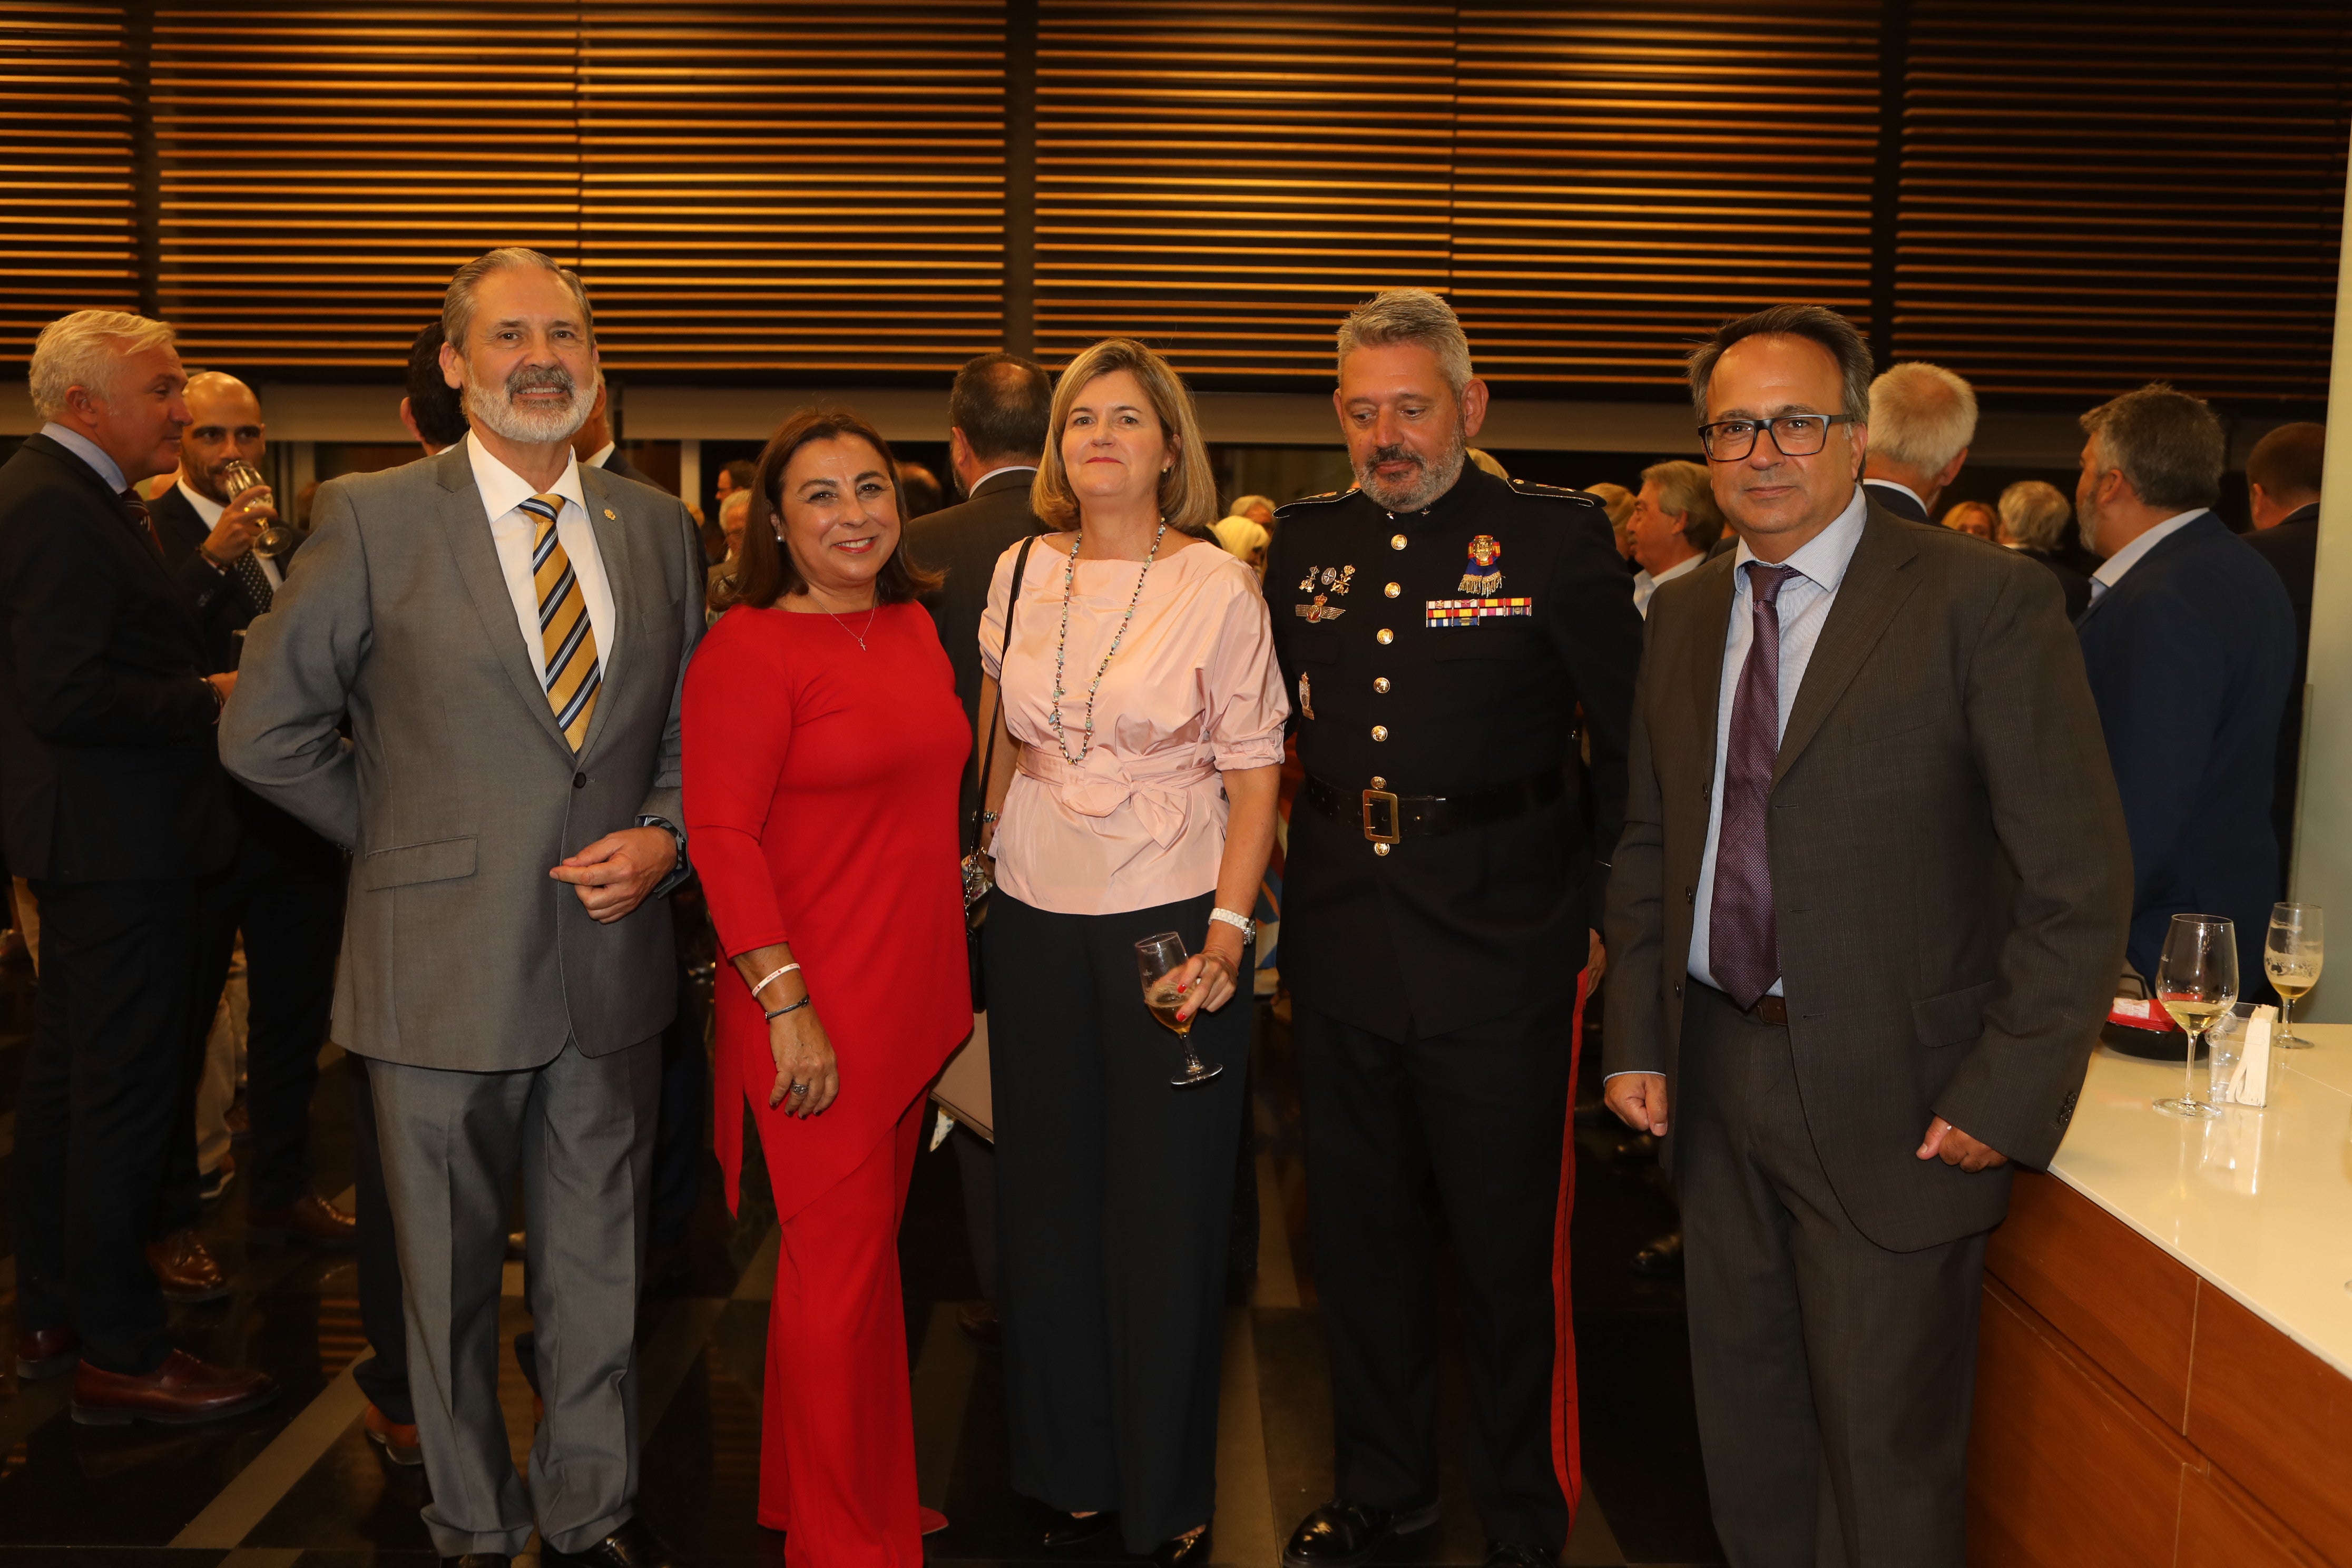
[682,407,970,1567]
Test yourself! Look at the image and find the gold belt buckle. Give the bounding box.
[1361,787,1401,845]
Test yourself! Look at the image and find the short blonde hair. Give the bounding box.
[1868,362,1978,475]
[29,310,177,420]
[1583,481,1635,531]
[1997,479,2073,552]
[1033,339,1217,537]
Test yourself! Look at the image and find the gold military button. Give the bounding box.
[1371,724,1389,741]
[1377,628,1395,644]
[1374,842,1392,856]
[1370,776,1386,788]
[1384,582,1400,598]
[1390,533,1407,551]
[1374,677,1391,693]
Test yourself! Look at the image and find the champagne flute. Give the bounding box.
[2152,914,2236,1121]
[220,457,297,559]
[2265,902,2322,1048]
[1136,931,1222,1089]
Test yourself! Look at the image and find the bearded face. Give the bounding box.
[464,359,594,446]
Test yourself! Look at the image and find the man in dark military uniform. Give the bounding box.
[1269,290,1641,1568]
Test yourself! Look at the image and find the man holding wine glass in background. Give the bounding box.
[150,372,359,1285]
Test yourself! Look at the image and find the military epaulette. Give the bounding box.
[1274,487,1358,518]
[1506,478,1599,507]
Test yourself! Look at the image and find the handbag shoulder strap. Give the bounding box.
[968,533,1038,853]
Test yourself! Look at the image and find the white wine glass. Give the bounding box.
[1136,931,1222,1089]
[2265,902,2322,1049]
[2153,913,2236,1121]
[221,457,297,559]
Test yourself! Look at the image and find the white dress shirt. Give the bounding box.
[1687,486,1870,997]
[466,432,619,677]
[584,440,616,470]
[971,462,1037,495]
[2088,508,2202,602]
[1863,477,1927,518]
[40,422,126,494]
[175,476,283,589]
[1631,551,1701,619]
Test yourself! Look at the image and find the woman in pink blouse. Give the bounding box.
[974,339,1287,1568]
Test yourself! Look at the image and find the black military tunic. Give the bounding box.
[1267,462,1641,1038]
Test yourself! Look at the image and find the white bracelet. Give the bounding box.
[1209,906,1256,940]
[748,962,800,1001]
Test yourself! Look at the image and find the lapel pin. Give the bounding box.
[603,507,617,520]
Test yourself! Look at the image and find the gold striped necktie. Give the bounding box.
[519,492,600,750]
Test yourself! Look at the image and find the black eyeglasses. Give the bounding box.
[1697,414,1856,462]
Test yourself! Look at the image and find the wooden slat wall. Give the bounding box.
[149,5,582,369]
[0,5,139,360]
[1455,5,1882,390]
[579,3,1005,374]
[1032,0,1453,379]
[1897,4,2350,399]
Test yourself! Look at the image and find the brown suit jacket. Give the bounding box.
[1603,501,2131,1251]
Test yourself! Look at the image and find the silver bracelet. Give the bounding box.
[765,995,811,1021]
[748,962,800,1001]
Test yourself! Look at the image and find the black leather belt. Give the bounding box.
[1304,767,1570,845]
[1696,981,1787,1027]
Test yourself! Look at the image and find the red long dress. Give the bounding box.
[682,601,971,1565]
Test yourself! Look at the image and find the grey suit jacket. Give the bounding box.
[220,444,706,1071]
[1603,502,2131,1251]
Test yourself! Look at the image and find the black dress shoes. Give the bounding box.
[542,1518,687,1568]
[1151,1527,1212,1568]
[1282,1500,1441,1568]
[1042,1509,1119,1548]
[1483,1543,1556,1568]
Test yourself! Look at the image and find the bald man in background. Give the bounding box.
[150,374,358,1269]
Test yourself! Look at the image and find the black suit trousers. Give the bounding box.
[1293,992,1576,1553]
[161,821,345,1229]
[1677,982,1986,1568]
[14,877,202,1374]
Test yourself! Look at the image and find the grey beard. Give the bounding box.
[464,370,592,445]
[1355,428,1469,513]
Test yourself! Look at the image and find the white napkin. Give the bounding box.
[2229,1005,2278,1107]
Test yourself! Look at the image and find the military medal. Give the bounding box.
[1294,564,1354,620]
[1298,670,1315,719]
[1459,535,1503,596]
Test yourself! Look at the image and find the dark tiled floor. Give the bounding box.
[0,958,1722,1566]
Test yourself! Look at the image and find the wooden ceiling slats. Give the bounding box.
[2,4,2345,397]
[0,3,138,358]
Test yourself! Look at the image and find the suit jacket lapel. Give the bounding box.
[1683,554,1737,792]
[440,447,573,754]
[1772,512,1922,787]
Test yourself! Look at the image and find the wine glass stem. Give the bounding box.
[2280,994,2294,1042]
[2186,1027,2200,1105]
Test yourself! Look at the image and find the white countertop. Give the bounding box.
[2049,1023,2352,1378]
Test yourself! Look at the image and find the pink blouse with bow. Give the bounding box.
[981,536,1289,916]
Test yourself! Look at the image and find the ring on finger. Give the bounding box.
[789,1082,810,1097]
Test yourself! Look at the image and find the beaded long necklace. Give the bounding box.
[1047,519,1168,765]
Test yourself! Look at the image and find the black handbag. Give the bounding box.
[963,535,1037,1012]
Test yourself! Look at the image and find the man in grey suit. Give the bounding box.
[222,248,704,1568]
[1603,304,2130,1567]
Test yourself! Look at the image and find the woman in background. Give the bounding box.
[1997,477,2093,619]
[976,339,1287,1567]
[684,407,968,1566]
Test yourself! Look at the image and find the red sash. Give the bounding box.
[1550,968,1590,1526]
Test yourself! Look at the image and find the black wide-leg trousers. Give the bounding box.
[985,889,1250,1554]
[1292,992,1577,1554]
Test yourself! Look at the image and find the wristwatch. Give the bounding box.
[1209,906,1257,943]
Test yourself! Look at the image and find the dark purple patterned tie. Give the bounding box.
[1709,563,1797,1009]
